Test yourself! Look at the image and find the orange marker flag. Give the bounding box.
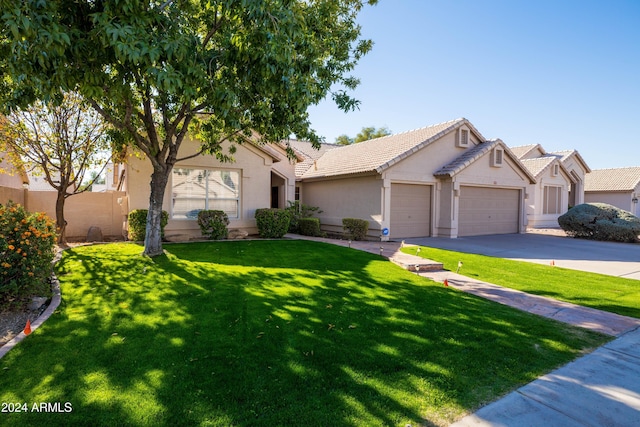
[444,279,449,287]
[24,319,32,335]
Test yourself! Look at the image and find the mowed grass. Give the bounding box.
[402,245,640,319]
[0,241,608,426]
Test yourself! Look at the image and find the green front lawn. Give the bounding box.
[0,241,607,426]
[403,246,640,319]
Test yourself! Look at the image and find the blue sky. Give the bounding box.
[307,0,640,170]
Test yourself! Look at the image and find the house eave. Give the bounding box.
[300,170,378,182]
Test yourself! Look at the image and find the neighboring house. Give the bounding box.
[26,172,59,191]
[91,163,126,193]
[584,167,640,217]
[293,118,536,240]
[0,150,29,205]
[124,136,299,241]
[510,144,590,228]
[0,151,28,189]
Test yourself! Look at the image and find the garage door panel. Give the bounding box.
[390,184,431,238]
[459,186,519,236]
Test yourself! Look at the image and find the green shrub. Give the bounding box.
[197,210,229,240]
[0,202,57,308]
[298,217,324,237]
[128,209,169,241]
[255,208,291,238]
[285,201,323,233]
[558,203,640,243]
[342,218,369,241]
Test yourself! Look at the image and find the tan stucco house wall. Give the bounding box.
[125,137,297,241]
[295,118,535,240]
[584,167,640,217]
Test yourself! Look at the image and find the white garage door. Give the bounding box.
[459,186,520,236]
[390,184,431,238]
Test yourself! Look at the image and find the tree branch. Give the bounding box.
[202,14,226,48]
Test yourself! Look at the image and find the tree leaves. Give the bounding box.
[0,0,378,254]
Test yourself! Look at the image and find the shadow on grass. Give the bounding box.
[0,241,608,426]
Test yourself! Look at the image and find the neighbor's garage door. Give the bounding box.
[459,186,519,236]
[390,183,431,238]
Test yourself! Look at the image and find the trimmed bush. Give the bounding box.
[198,210,229,240]
[128,209,168,241]
[558,203,640,243]
[0,202,57,308]
[298,217,324,237]
[255,208,291,238]
[285,201,323,233]
[342,218,369,241]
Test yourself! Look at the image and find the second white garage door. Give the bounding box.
[459,186,520,236]
[390,183,431,238]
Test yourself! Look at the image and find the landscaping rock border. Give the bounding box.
[0,254,63,359]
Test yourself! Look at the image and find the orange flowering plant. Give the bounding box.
[0,201,57,307]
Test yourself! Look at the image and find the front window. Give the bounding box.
[543,186,562,215]
[171,168,240,219]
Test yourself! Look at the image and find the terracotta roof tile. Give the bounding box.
[434,140,536,183]
[549,150,591,173]
[519,156,556,178]
[434,140,499,177]
[286,140,338,176]
[300,118,478,179]
[585,167,640,192]
[510,144,542,159]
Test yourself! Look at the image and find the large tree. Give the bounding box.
[335,126,391,145]
[0,93,111,244]
[0,0,377,256]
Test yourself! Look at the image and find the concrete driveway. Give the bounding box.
[405,232,640,280]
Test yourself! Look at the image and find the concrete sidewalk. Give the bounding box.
[287,234,640,426]
[450,327,640,427]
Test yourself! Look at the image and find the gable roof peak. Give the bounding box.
[509,143,546,159]
[434,139,536,184]
[299,118,484,179]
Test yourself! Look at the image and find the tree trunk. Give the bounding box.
[55,190,67,245]
[143,167,170,257]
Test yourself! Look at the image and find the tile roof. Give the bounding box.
[510,144,544,159]
[549,150,591,173]
[285,139,338,177]
[519,156,556,178]
[300,118,479,179]
[509,144,591,174]
[434,139,500,177]
[585,167,640,192]
[434,140,536,183]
